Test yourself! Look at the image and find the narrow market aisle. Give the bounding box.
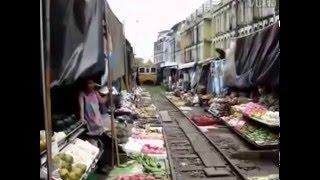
[144,86,244,180]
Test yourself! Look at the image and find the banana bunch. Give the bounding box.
[143,156,166,178]
[131,155,166,178]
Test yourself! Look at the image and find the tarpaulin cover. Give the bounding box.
[102,1,125,83]
[210,60,226,95]
[50,0,106,86]
[224,23,280,89]
[191,65,203,88]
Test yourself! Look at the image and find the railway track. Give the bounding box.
[150,92,246,180]
[163,96,279,178]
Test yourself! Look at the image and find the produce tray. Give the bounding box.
[243,114,279,128]
[40,121,86,156]
[232,106,279,128]
[44,139,103,180]
[219,117,278,149]
[40,126,87,166]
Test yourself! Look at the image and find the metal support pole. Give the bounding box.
[41,0,53,178]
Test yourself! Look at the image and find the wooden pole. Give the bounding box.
[105,20,120,167]
[41,0,53,178]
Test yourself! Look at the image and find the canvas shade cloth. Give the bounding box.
[50,0,106,86]
[223,22,279,89]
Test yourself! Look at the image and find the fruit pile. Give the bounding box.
[53,153,87,180]
[40,132,55,152]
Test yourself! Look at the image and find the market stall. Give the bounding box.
[164,87,279,150]
[41,0,136,179]
[177,62,196,91]
[105,87,171,179]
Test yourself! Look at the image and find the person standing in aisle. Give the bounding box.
[78,78,111,174]
[79,78,109,134]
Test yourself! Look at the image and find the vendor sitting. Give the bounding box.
[252,86,279,111]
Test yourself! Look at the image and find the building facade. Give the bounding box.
[154,30,170,64]
[153,0,279,65]
[211,0,278,56]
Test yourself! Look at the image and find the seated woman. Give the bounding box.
[252,85,279,111]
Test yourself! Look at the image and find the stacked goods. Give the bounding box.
[209,99,230,117]
[191,115,221,126]
[53,153,87,180]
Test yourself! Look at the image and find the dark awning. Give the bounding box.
[50,0,106,87]
[225,22,280,89]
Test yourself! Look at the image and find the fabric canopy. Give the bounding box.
[160,61,178,68]
[50,0,106,86]
[102,1,125,84]
[224,22,280,89]
[178,62,196,70]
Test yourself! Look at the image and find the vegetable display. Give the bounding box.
[233,103,279,127]
[240,125,279,145]
[221,115,279,146]
[131,155,167,178]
